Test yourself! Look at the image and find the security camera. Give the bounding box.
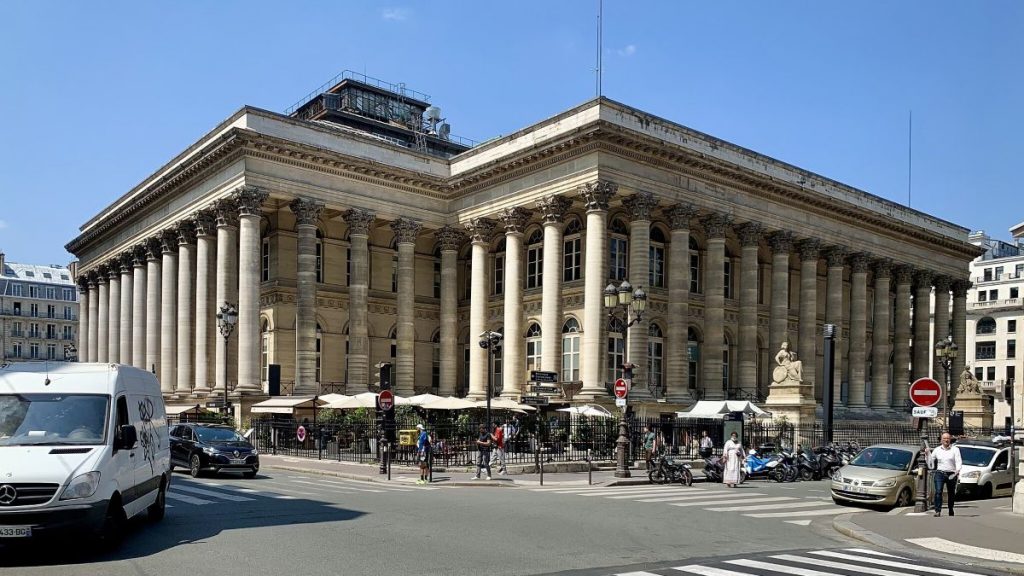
[479,340,490,349]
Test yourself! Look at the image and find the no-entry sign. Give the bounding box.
[909,378,942,408]
[378,389,395,411]
[296,425,307,442]
[613,378,629,399]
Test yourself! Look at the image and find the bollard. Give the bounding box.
[914,436,930,513]
[428,449,433,484]
[588,449,593,485]
[387,441,392,481]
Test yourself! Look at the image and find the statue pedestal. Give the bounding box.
[765,382,817,427]
[952,392,993,430]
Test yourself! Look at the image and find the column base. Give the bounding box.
[578,386,608,400]
[191,388,212,398]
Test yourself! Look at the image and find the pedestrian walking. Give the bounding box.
[642,425,656,468]
[415,424,431,484]
[493,422,507,475]
[927,432,963,517]
[473,424,493,480]
[722,431,743,488]
[502,419,517,456]
[699,430,714,458]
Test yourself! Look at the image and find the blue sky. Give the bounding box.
[1,1,1020,265]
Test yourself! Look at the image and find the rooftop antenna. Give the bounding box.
[907,110,912,207]
[595,0,603,97]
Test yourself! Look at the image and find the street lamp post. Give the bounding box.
[216,302,238,419]
[479,331,503,433]
[934,334,958,431]
[604,280,647,479]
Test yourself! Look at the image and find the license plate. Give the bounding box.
[230,459,246,465]
[0,526,32,538]
[852,486,868,494]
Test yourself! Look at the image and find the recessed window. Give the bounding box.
[609,218,628,282]
[1009,319,1017,333]
[689,237,702,294]
[561,318,581,382]
[1009,340,1016,359]
[649,227,666,289]
[606,316,625,383]
[525,323,542,372]
[976,341,996,360]
[563,218,582,282]
[977,317,996,334]
[526,230,543,289]
[648,323,664,392]
[493,240,505,295]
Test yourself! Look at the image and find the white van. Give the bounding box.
[0,362,170,544]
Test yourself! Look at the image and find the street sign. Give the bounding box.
[205,401,223,408]
[909,378,942,407]
[520,395,549,406]
[530,370,558,383]
[613,378,628,399]
[531,384,559,394]
[912,406,939,418]
[378,389,395,411]
[296,425,307,442]
[615,398,627,407]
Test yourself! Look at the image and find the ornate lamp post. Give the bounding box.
[934,334,958,431]
[604,280,647,479]
[216,302,238,416]
[479,331,503,433]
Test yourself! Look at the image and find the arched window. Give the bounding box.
[689,237,702,294]
[648,323,664,391]
[315,323,322,384]
[315,230,324,284]
[525,322,542,372]
[260,319,271,383]
[609,218,628,281]
[649,227,666,288]
[431,331,441,393]
[561,318,581,382]
[687,327,700,389]
[977,317,996,334]
[563,217,583,282]
[493,239,506,295]
[526,229,544,289]
[607,316,626,383]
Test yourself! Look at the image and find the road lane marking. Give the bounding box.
[727,558,843,575]
[616,572,662,576]
[291,479,380,493]
[773,553,919,576]
[166,492,214,505]
[669,565,758,575]
[671,496,795,508]
[906,537,1024,564]
[634,491,765,503]
[173,485,255,502]
[747,508,866,518]
[808,550,986,575]
[229,487,297,499]
[705,500,824,512]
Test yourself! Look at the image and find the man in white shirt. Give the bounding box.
[927,432,963,517]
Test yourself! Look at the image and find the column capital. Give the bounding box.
[102,264,118,281]
[89,269,104,286]
[159,229,179,254]
[193,209,217,237]
[951,278,971,297]
[768,231,794,254]
[131,244,148,267]
[622,191,658,222]
[873,258,893,279]
[664,204,698,230]
[894,264,915,285]
[77,276,90,292]
[700,212,732,239]
[464,217,496,244]
[913,269,933,289]
[850,253,871,274]
[118,251,135,274]
[233,185,268,217]
[144,237,163,261]
[736,222,763,247]
[343,208,376,236]
[390,218,423,244]
[498,206,533,234]
[435,225,466,251]
[933,275,952,292]
[577,180,616,212]
[176,220,197,246]
[213,198,240,228]
[536,195,572,225]
[824,246,848,268]
[289,197,325,226]
[797,238,821,261]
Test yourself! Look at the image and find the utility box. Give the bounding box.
[399,429,418,447]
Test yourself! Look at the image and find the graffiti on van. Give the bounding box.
[137,397,159,474]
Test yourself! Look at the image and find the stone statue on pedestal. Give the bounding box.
[958,365,981,396]
[772,341,803,385]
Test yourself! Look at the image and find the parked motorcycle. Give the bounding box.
[703,456,723,483]
[648,453,693,486]
[743,450,782,481]
[772,451,800,482]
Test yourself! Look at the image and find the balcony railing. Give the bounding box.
[970,298,1020,310]
[974,272,1023,284]
[26,332,41,339]
[9,330,24,338]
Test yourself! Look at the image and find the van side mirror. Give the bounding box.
[116,425,138,451]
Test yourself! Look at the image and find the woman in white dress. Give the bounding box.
[722,432,743,488]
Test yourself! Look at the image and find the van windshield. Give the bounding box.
[0,394,109,446]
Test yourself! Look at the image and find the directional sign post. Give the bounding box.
[909,377,942,408]
[378,389,395,412]
[530,371,559,383]
[520,395,549,406]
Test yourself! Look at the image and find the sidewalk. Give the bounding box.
[833,496,1024,574]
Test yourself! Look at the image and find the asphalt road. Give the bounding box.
[0,472,1000,576]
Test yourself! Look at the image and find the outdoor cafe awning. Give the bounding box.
[165,404,214,416]
[250,396,324,414]
[675,400,771,419]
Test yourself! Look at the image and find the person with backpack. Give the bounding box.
[415,423,431,484]
[492,422,507,475]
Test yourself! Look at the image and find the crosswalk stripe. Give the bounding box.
[166,492,214,505]
[746,508,865,518]
[577,487,697,496]
[773,553,920,576]
[529,485,622,492]
[635,492,759,503]
[616,572,662,576]
[705,500,826,512]
[671,496,795,508]
[173,485,255,502]
[240,480,320,496]
[291,479,379,493]
[843,548,902,559]
[807,551,986,576]
[670,564,757,575]
[606,489,707,499]
[230,487,297,499]
[727,558,843,575]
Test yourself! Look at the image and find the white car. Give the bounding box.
[955,441,1014,499]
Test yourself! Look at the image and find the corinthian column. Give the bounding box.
[343,209,374,394]
[871,260,892,407]
[912,270,933,381]
[465,218,495,399]
[498,207,531,398]
[392,217,422,397]
[159,229,178,394]
[145,238,162,378]
[737,223,762,400]
[193,210,217,395]
[215,199,239,396]
[76,277,89,361]
[131,246,147,370]
[892,266,914,408]
[824,248,847,404]
[436,226,464,396]
[950,279,969,409]
[579,181,616,398]
[235,186,268,393]
[702,213,731,400]
[176,220,197,396]
[664,205,696,402]
[97,266,110,363]
[932,276,952,385]
[537,195,572,375]
[848,253,870,408]
[624,192,657,399]
[87,274,99,363]
[797,239,820,400]
[118,253,133,366]
[768,232,794,357]
[292,198,325,395]
[107,265,120,364]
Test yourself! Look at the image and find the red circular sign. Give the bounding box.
[378,389,395,411]
[296,425,307,442]
[613,378,629,399]
[909,378,942,408]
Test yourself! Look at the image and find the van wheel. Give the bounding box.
[189,454,203,478]
[98,500,126,549]
[147,479,167,522]
[982,483,993,499]
[894,487,913,508]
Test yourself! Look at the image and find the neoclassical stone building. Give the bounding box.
[66,73,981,418]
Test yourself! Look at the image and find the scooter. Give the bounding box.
[743,450,782,481]
[648,453,694,486]
[703,456,723,483]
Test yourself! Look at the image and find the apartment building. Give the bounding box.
[0,252,80,363]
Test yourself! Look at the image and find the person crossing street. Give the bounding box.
[927,432,962,517]
[415,423,431,485]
